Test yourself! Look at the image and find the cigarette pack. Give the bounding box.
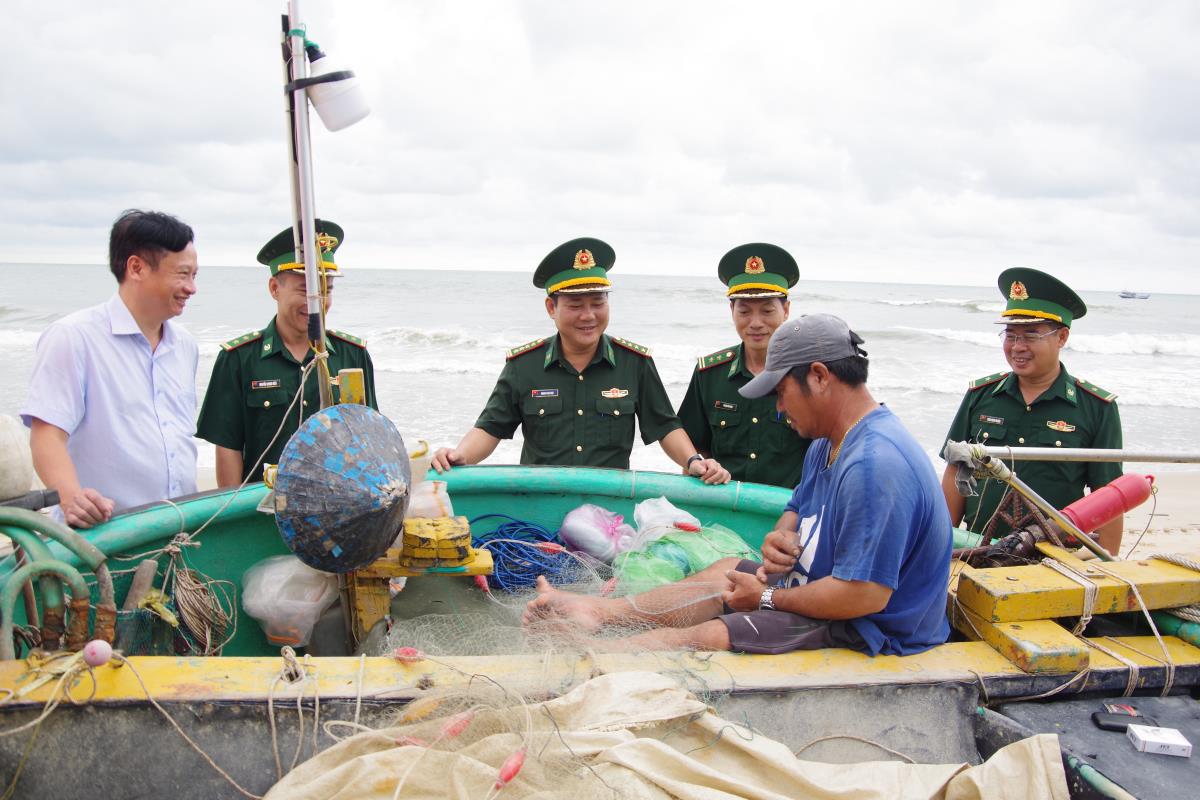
[1126,724,1192,757]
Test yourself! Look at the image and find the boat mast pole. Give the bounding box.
[285,0,334,409]
[979,447,1200,464]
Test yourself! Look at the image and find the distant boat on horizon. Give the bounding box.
[1118,290,1150,299]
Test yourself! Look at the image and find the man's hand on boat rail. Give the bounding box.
[430,447,465,474]
[60,487,115,529]
[688,457,731,485]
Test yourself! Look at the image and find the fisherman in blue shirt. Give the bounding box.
[524,314,952,656]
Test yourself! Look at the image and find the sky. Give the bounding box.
[4,1,1198,292]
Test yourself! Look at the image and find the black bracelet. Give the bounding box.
[686,454,704,469]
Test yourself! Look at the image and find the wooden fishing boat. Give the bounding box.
[2,465,1199,798]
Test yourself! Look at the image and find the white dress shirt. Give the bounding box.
[21,293,199,516]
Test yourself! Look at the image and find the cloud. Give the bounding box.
[1,1,1198,291]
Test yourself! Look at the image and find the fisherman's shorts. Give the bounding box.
[716,559,868,655]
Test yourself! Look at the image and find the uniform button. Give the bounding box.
[719,420,726,427]
[302,400,308,407]
[1055,440,1062,447]
[577,409,583,416]
[578,375,584,382]
[264,400,271,408]
[1018,437,1025,444]
[749,453,757,460]
[982,432,989,439]
[576,445,583,452]
[1025,405,1031,412]
[538,408,545,416]
[752,417,758,424]
[613,410,620,416]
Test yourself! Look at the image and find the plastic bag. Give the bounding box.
[559,504,636,563]
[629,497,701,551]
[241,556,339,647]
[614,524,758,591]
[405,480,454,519]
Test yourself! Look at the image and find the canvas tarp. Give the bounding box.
[265,671,1069,799]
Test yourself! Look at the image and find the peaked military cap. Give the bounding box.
[533,237,615,295]
[258,220,345,277]
[996,267,1086,328]
[718,243,799,298]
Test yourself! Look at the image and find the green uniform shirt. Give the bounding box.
[677,343,811,488]
[475,333,681,469]
[196,318,378,482]
[942,363,1122,536]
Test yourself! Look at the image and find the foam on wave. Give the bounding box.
[896,326,1200,357]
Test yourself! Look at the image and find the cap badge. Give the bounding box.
[316,232,339,253]
[1046,420,1076,432]
[745,256,765,274]
[573,249,595,270]
[601,387,629,398]
[1009,281,1029,301]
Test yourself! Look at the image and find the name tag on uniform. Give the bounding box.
[531,389,559,398]
[251,379,281,390]
[1047,420,1076,432]
[978,414,1003,425]
[714,400,738,411]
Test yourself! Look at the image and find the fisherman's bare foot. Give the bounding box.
[522,575,614,633]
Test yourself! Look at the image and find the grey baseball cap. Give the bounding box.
[739,314,867,398]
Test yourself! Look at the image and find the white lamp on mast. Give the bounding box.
[282,1,369,409]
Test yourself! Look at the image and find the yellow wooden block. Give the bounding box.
[950,602,1088,674]
[393,547,494,578]
[956,557,1200,623]
[347,575,390,644]
[336,368,367,405]
[399,556,440,568]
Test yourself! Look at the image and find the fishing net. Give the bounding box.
[263,670,1071,800]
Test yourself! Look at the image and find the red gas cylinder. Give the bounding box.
[1060,474,1155,533]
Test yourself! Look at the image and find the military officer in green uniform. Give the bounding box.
[677,243,811,488]
[940,267,1124,554]
[196,221,378,486]
[431,238,730,483]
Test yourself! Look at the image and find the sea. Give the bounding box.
[3,263,1199,476]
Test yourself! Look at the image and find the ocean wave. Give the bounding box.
[0,329,41,347]
[889,327,996,347]
[894,327,1200,358]
[879,298,1005,313]
[1066,333,1200,357]
[0,306,61,326]
[371,325,512,351]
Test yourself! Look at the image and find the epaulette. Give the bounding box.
[1075,378,1117,403]
[329,329,367,348]
[968,371,1008,391]
[220,330,263,352]
[612,336,652,357]
[697,346,737,372]
[506,338,547,361]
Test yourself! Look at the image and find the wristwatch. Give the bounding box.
[686,454,704,470]
[759,586,777,611]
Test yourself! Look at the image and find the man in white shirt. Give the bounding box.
[21,210,200,528]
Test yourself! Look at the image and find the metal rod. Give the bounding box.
[979,447,1200,464]
[977,456,1114,562]
[286,0,333,409]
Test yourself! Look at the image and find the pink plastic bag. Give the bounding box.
[559,504,636,564]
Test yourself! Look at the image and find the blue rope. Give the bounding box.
[469,514,575,591]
